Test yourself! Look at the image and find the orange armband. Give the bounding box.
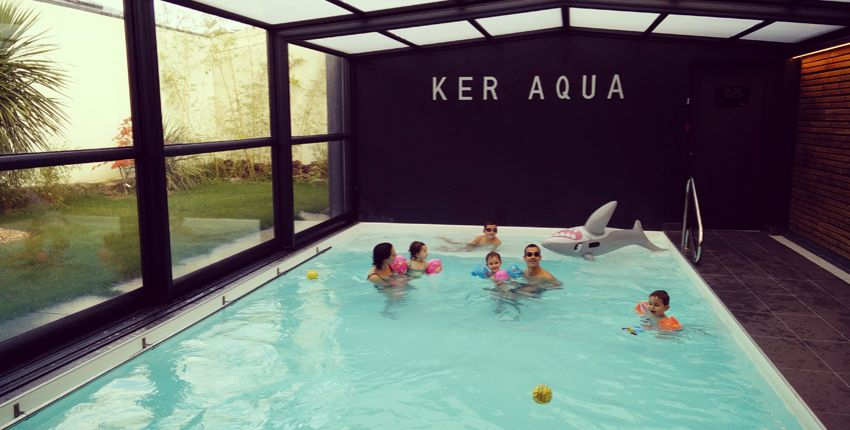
[658,317,682,331]
[635,301,649,315]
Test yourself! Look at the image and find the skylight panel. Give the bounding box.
[192,0,352,24]
[653,14,761,38]
[569,8,660,33]
[340,0,448,12]
[306,32,409,54]
[475,9,562,36]
[741,22,844,43]
[388,21,483,45]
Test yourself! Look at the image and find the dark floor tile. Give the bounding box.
[724,260,769,278]
[761,263,809,280]
[781,370,850,414]
[779,315,847,342]
[821,315,850,341]
[804,340,850,373]
[752,336,828,370]
[817,280,850,301]
[742,277,790,295]
[818,412,850,430]
[701,275,745,292]
[777,278,828,297]
[805,270,846,283]
[693,257,732,276]
[757,294,815,315]
[711,249,747,263]
[715,290,769,313]
[796,295,850,316]
[732,311,795,337]
[733,244,772,258]
[841,373,850,388]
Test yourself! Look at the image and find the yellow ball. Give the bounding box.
[532,384,552,404]
[306,269,318,280]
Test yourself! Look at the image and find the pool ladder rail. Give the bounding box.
[681,177,703,264]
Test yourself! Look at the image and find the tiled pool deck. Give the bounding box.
[665,230,850,429]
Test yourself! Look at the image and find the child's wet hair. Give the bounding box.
[372,242,393,267]
[650,290,670,306]
[485,251,502,263]
[409,241,426,258]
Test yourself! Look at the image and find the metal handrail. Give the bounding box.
[681,177,703,264]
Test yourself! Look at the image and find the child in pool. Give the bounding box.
[486,251,509,282]
[441,222,501,251]
[635,290,682,331]
[407,241,442,278]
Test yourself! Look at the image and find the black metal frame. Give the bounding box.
[0,0,356,377]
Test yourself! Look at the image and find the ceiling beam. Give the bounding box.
[273,0,850,40]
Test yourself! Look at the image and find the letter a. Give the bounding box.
[607,74,624,99]
[528,75,544,100]
[433,77,447,101]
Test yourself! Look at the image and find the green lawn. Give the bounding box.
[0,180,329,322]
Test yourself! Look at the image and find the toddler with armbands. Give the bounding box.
[634,290,682,331]
[391,241,442,278]
[471,251,523,282]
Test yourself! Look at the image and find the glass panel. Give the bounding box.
[155,1,270,144]
[192,0,351,25]
[289,45,345,136]
[343,0,448,12]
[0,1,131,154]
[304,32,408,54]
[569,8,659,33]
[293,141,346,233]
[388,21,484,45]
[474,9,562,36]
[168,148,273,279]
[741,22,843,43]
[0,162,141,342]
[653,15,761,38]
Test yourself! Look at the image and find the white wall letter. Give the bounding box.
[556,76,571,100]
[458,76,473,101]
[582,74,596,100]
[528,75,544,100]
[483,76,498,100]
[432,77,447,101]
[607,74,624,99]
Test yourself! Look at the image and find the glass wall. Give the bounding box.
[289,44,345,137]
[0,163,141,342]
[155,0,270,144]
[0,1,140,342]
[168,149,273,279]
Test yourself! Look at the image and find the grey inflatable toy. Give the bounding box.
[541,201,664,261]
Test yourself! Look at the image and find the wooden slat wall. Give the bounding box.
[790,44,850,260]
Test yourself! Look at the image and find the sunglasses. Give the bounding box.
[484,227,498,232]
[525,252,540,257]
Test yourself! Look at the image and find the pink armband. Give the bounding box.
[391,255,408,274]
[425,259,442,274]
[492,269,510,281]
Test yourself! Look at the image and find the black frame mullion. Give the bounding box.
[125,0,173,303]
[271,34,295,250]
[0,147,135,171]
[291,133,348,145]
[162,138,272,157]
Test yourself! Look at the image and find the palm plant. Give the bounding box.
[0,0,68,154]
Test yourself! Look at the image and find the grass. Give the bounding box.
[0,180,329,323]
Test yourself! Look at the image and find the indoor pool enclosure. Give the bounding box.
[1,0,849,429]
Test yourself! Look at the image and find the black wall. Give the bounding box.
[352,32,790,230]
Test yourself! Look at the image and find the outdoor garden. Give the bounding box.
[0,0,332,330]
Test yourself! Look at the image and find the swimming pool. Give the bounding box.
[6,223,822,429]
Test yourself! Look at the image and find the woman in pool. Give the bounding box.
[367,242,405,288]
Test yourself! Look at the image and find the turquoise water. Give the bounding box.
[14,226,805,429]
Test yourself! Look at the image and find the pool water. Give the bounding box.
[13,224,809,429]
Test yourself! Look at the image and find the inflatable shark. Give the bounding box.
[541,201,664,261]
